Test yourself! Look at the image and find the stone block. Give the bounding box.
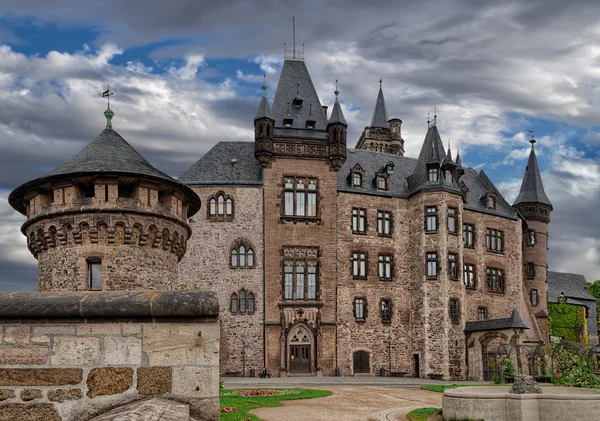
[122,324,142,335]
[172,366,219,399]
[0,390,15,401]
[51,337,100,365]
[86,367,133,398]
[137,367,172,395]
[87,398,189,421]
[2,326,30,344]
[104,336,142,366]
[20,389,43,401]
[32,326,76,335]
[47,388,82,402]
[0,345,48,365]
[142,324,219,366]
[0,368,82,386]
[76,324,122,335]
[0,403,60,421]
[30,335,50,343]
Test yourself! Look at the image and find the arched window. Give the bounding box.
[231,293,238,313]
[217,195,224,215]
[248,293,255,313]
[207,192,234,221]
[247,249,254,268]
[226,198,233,216]
[239,245,246,267]
[231,249,238,267]
[230,241,255,269]
[209,198,216,215]
[239,289,247,313]
[352,173,362,187]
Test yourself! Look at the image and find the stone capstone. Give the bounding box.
[20,389,43,401]
[137,367,172,395]
[0,403,60,421]
[0,368,82,386]
[87,367,133,398]
[0,390,15,401]
[509,375,543,394]
[47,388,82,402]
[87,398,190,421]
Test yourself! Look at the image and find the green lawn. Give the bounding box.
[406,407,438,421]
[420,384,490,393]
[220,388,332,421]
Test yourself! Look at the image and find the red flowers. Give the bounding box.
[234,389,281,397]
[221,407,237,413]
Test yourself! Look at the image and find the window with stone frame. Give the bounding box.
[353,297,367,321]
[378,254,393,281]
[448,253,459,280]
[478,307,488,321]
[449,299,460,324]
[230,240,255,269]
[377,210,392,237]
[464,263,476,289]
[282,176,318,219]
[486,267,505,293]
[528,229,536,246]
[485,228,504,253]
[352,208,367,234]
[88,259,102,291]
[527,262,535,279]
[207,192,234,221]
[352,172,363,187]
[530,289,539,306]
[463,223,475,248]
[247,293,255,313]
[352,252,368,280]
[425,206,438,232]
[377,175,387,190]
[239,289,247,313]
[380,299,392,323]
[230,293,238,313]
[447,207,458,234]
[426,252,438,279]
[428,167,439,183]
[445,170,454,184]
[282,246,319,301]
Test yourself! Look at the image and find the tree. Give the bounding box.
[587,280,600,308]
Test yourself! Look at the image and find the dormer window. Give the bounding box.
[484,191,497,210]
[283,118,293,128]
[445,170,454,183]
[293,97,303,108]
[352,173,362,187]
[306,120,316,129]
[377,176,387,190]
[349,164,365,189]
[428,168,439,182]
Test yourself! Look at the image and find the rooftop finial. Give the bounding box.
[102,85,114,129]
[427,112,430,125]
[379,78,383,89]
[334,80,340,103]
[293,16,296,58]
[434,106,437,123]
[529,129,536,150]
[309,103,312,117]
[262,74,267,97]
[513,300,517,310]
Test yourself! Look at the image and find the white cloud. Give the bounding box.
[173,54,205,81]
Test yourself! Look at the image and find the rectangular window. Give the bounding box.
[464,264,476,289]
[463,224,475,248]
[449,299,460,324]
[282,247,319,301]
[486,267,505,293]
[478,307,487,321]
[282,177,318,218]
[377,176,387,190]
[447,208,457,234]
[377,211,392,236]
[354,298,365,320]
[486,228,504,253]
[428,168,439,182]
[425,206,438,232]
[88,261,102,291]
[448,253,458,280]
[352,208,367,234]
[531,289,539,306]
[380,299,392,322]
[528,230,536,246]
[527,262,535,279]
[378,254,393,281]
[426,252,438,279]
[352,173,362,187]
[352,252,368,279]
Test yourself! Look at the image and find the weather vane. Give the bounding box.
[102,85,113,108]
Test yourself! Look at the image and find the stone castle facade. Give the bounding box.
[10,51,557,382]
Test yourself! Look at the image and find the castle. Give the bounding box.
[10,49,561,381]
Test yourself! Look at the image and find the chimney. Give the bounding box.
[322,105,328,119]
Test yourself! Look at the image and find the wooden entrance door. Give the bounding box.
[353,351,370,374]
[290,345,311,373]
[483,351,498,381]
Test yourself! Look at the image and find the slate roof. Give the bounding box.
[178,142,262,186]
[464,307,529,333]
[513,145,552,208]
[370,87,389,128]
[271,59,328,132]
[254,95,274,121]
[9,128,201,216]
[461,169,517,219]
[328,98,347,126]
[548,271,596,303]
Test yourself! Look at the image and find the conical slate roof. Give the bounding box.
[254,95,274,121]
[513,144,552,208]
[9,125,201,216]
[370,86,389,128]
[328,94,347,126]
[456,151,463,168]
[407,124,449,193]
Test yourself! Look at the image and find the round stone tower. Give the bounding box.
[9,107,201,292]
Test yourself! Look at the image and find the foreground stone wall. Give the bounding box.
[0,291,219,421]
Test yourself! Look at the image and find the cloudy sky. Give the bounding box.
[0,0,599,291]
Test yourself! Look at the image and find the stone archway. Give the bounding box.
[479,332,509,381]
[288,323,314,374]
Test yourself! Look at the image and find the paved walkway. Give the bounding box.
[223,376,479,388]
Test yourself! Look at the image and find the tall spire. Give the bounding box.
[328,80,347,126]
[370,80,389,128]
[513,133,552,208]
[254,76,274,121]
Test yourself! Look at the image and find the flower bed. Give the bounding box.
[234,390,281,397]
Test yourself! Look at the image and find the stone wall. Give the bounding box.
[178,186,264,375]
[0,291,219,421]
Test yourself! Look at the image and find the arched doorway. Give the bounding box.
[480,332,508,381]
[353,350,370,374]
[288,324,313,374]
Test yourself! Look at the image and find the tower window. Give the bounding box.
[428,168,439,182]
[448,253,458,280]
[426,252,438,279]
[306,120,316,129]
[528,230,536,246]
[464,264,476,289]
[282,176,318,218]
[82,184,95,198]
[283,118,293,127]
[527,262,535,279]
[282,246,319,301]
[425,206,438,232]
[447,208,457,234]
[463,224,475,248]
[449,299,460,324]
[377,176,387,190]
[531,289,539,306]
[446,170,454,183]
[478,307,487,320]
[88,260,102,291]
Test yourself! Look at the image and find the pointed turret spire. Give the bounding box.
[328,80,347,126]
[370,79,389,128]
[513,133,552,208]
[254,76,275,121]
[456,149,462,168]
